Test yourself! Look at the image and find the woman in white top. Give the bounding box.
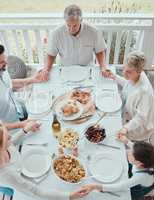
[81,133,154,200]
[108,51,154,141]
[0,122,88,200]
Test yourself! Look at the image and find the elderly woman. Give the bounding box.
[109,51,154,141]
[0,121,87,200]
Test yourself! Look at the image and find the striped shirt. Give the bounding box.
[47,22,106,66]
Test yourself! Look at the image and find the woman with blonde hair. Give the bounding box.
[0,121,87,200]
[109,51,154,141]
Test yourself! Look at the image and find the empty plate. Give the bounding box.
[61,65,89,83]
[96,91,122,112]
[26,93,52,115]
[21,148,51,178]
[89,153,123,183]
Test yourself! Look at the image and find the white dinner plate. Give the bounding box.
[26,97,52,116]
[95,91,122,112]
[21,148,51,178]
[89,153,123,183]
[55,100,83,121]
[61,65,89,83]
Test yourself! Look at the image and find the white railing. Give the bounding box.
[0,13,154,67]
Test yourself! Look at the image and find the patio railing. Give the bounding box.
[0,13,154,67]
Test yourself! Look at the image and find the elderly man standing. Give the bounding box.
[40,4,109,80]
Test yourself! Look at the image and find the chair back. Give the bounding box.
[0,186,14,200]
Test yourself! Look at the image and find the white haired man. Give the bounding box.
[39,4,109,80]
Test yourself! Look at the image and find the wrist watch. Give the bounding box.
[22,128,28,134]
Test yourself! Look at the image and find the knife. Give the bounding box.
[97,143,120,150]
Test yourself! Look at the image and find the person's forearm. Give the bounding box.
[11,129,25,145]
[4,121,23,130]
[12,78,34,90]
[96,51,106,70]
[45,54,56,71]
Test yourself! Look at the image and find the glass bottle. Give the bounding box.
[52,114,61,138]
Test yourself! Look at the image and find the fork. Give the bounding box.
[25,143,48,146]
[89,68,92,80]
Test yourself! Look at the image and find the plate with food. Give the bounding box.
[55,99,83,121]
[95,91,122,113]
[58,128,79,149]
[84,124,106,143]
[21,147,51,178]
[70,89,91,104]
[52,155,86,184]
[61,65,89,83]
[89,153,123,183]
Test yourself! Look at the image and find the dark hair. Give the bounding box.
[133,142,154,171]
[0,45,5,55]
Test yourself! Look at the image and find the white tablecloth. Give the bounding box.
[7,65,131,200]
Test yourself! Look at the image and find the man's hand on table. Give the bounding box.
[101,67,116,79]
[30,70,49,83]
[37,67,51,82]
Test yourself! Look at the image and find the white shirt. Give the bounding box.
[0,131,69,200]
[47,22,106,66]
[116,72,154,141]
[0,70,24,123]
[103,142,154,192]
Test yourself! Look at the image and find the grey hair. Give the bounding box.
[125,51,146,71]
[64,5,82,21]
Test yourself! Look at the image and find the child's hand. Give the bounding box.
[117,127,129,144]
[117,131,129,145]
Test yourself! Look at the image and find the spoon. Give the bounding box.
[93,112,107,128]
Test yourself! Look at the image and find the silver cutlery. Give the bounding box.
[103,191,121,197]
[24,143,48,146]
[72,85,95,89]
[89,68,92,80]
[18,144,23,153]
[97,143,120,150]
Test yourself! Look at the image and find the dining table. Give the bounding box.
[2,65,131,200]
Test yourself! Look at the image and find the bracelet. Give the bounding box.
[22,128,28,134]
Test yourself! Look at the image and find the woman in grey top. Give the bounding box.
[0,121,88,200]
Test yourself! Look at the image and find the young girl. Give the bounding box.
[82,133,154,200]
[0,121,87,200]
